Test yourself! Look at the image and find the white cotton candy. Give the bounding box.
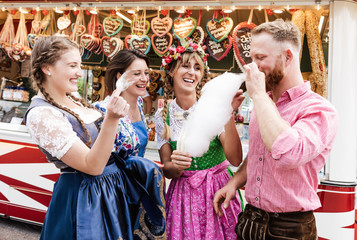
[115,71,135,92]
[178,72,246,157]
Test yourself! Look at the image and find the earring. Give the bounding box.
[47,72,51,76]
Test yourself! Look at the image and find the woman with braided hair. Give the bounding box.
[25,36,165,240]
[154,41,244,239]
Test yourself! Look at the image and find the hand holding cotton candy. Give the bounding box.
[177,72,246,157]
[115,71,137,92]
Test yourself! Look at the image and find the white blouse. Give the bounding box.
[26,96,102,159]
[154,99,196,150]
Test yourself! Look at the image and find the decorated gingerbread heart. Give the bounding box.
[80,34,94,48]
[232,21,257,71]
[103,17,123,36]
[129,35,151,55]
[41,17,50,31]
[205,35,232,61]
[131,20,150,36]
[151,33,173,57]
[206,17,233,42]
[57,17,71,30]
[172,17,197,41]
[31,20,41,33]
[101,36,123,59]
[151,17,172,37]
[71,23,86,36]
[187,26,204,46]
[28,34,38,48]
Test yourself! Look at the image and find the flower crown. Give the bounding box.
[161,40,209,73]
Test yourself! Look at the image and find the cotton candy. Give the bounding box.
[178,72,245,157]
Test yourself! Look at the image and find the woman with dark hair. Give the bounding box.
[25,37,165,240]
[93,48,166,238]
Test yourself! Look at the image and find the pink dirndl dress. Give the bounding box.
[166,137,242,240]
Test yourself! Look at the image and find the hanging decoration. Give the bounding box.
[101,36,124,60]
[151,33,172,57]
[80,13,102,55]
[28,11,41,48]
[0,13,15,54]
[232,9,256,72]
[103,16,123,37]
[305,10,327,97]
[11,12,31,62]
[71,10,87,45]
[206,10,233,42]
[205,35,232,61]
[291,10,306,61]
[172,10,197,42]
[130,35,151,55]
[126,10,151,55]
[151,13,172,37]
[131,19,150,36]
[151,9,173,56]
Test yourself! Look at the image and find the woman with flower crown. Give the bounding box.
[154,40,245,239]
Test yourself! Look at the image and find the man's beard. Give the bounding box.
[265,58,285,92]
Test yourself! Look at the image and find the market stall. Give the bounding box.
[0,1,356,239]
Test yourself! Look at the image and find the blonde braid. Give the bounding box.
[161,74,174,140]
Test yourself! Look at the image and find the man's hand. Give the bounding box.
[244,62,266,99]
[213,184,238,217]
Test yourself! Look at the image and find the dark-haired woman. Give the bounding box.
[25,36,165,240]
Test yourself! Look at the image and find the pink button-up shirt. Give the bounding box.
[245,81,338,212]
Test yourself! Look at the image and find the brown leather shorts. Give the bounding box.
[235,204,317,240]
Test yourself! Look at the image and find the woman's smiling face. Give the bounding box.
[172,56,203,95]
[121,58,149,97]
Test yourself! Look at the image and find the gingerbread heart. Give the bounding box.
[41,17,50,31]
[92,82,102,91]
[172,17,197,41]
[57,17,71,30]
[92,69,102,78]
[101,36,123,59]
[151,33,172,57]
[91,93,100,102]
[87,22,103,38]
[131,20,150,36]
[103,17,123,36]
[232,21,257,71]
[31,20,41,33]
[206,17,233,42]
[188,26,204,46]
[28,34,38,48]
[151,17,172,37]
[129,35,151,55]
[205,35,232,61]
[71,23,86,36]
[80,34,94,48]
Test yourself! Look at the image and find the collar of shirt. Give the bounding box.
[267,81,311,104]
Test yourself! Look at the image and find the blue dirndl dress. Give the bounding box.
[25,98,166,240]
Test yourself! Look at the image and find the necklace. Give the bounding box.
[174,109,192,120]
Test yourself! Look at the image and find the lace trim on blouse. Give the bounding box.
[154,99,197,150]
[26,98,102,159]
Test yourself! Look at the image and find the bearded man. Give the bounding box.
[213,19,339,240]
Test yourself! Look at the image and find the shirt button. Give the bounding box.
[259,157,262,161]
[257,177,260,181]
[255,197,259,201]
